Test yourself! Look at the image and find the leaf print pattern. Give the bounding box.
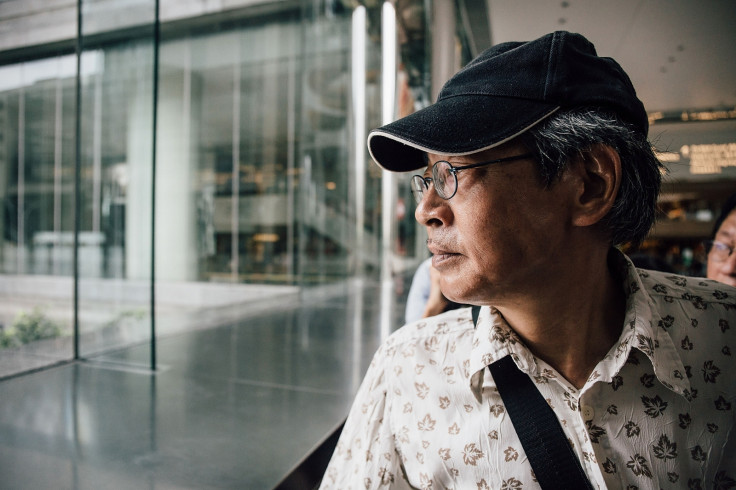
[378,467,395,485]
[501,478,523,489]
[715,396,732,411]
[642,395,668,417]
[637,334,655,355]
[563,391,578,411]
[627,454,653,478]
[424,336,439,352]
[414,382,430,400]
[489,404,505,417]
[682,336,694,350]
[640,373,656,388]
[418,414,436,432]
[702,360,721,383]
[462,444,484,466]
[689,478,704,489]
[714,471,736,489]
[586,421,606,443]
[652,434,677,460]
[683,388,698,402]
[713,290,729,300]
[625,421,641,437]
[691,445,707,462]
[320,255,736,490]
[418,472,432,489]
[504,447,519,462]
[668,275,687,287]
[658,315,675,330]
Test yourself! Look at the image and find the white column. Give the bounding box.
[351,6,367,275]
[126,51,199,282]
[380,0,398,340]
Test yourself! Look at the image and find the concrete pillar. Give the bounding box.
[127,64,201,282]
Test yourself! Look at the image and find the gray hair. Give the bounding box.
[519,108,664,247]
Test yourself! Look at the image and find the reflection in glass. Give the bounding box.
[0,0,432,377]
[0,58,77,376]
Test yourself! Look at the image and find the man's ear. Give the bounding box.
[569,143,622,228]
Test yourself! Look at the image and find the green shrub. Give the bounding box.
[0,307,62,348]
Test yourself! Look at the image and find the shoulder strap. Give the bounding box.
[472,306,594,490]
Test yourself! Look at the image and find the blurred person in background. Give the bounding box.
[404,257,461,322]
[707,193,736,287]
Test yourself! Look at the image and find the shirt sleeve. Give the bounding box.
[319,343,413,490]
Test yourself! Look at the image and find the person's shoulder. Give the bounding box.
[636,268,736,309]
[383,306,475,352]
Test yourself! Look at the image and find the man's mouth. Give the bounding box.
[427,241,460,268]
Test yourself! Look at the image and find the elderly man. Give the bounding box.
[321,31,735,489]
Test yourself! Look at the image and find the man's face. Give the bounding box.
[414,143,577,306]
[707,209,736,287]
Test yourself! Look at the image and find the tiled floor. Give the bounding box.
[0,278,410,489]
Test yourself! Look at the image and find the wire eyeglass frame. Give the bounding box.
[410,153,534,204]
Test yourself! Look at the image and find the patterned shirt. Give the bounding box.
[320,252,736,489]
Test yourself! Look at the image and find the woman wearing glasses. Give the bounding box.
[707,193,736,287]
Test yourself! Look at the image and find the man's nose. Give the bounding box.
[415,185,451,227]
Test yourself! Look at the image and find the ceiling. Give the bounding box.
[483,0,736,115]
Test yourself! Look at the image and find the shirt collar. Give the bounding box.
[467,249,691,397]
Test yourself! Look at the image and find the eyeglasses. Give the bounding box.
[705,240,735,262]
[410,153,534,204]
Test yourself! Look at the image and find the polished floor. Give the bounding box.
[0,277,410,489]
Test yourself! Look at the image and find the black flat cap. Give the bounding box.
[368,31,648,172]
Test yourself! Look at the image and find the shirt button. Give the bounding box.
[582,405,595,421]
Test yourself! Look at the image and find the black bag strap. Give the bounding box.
[472,306,594,490]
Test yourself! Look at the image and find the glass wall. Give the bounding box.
[77,42,156,360]
[0,0,432,378]
[0,58,78,375]
[0,0,159,376]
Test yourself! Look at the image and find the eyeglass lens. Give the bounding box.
[410,176,426,204]
[433,161,454,200]
[708,241,734,262]
[410,162,456,204]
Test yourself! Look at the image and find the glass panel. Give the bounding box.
[77,1,156,363]
[0,59,76,378]
[298,2,355,284]
[151,11,307,338]
[236,23,300,283]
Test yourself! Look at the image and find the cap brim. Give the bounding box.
[368,96,559,172]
